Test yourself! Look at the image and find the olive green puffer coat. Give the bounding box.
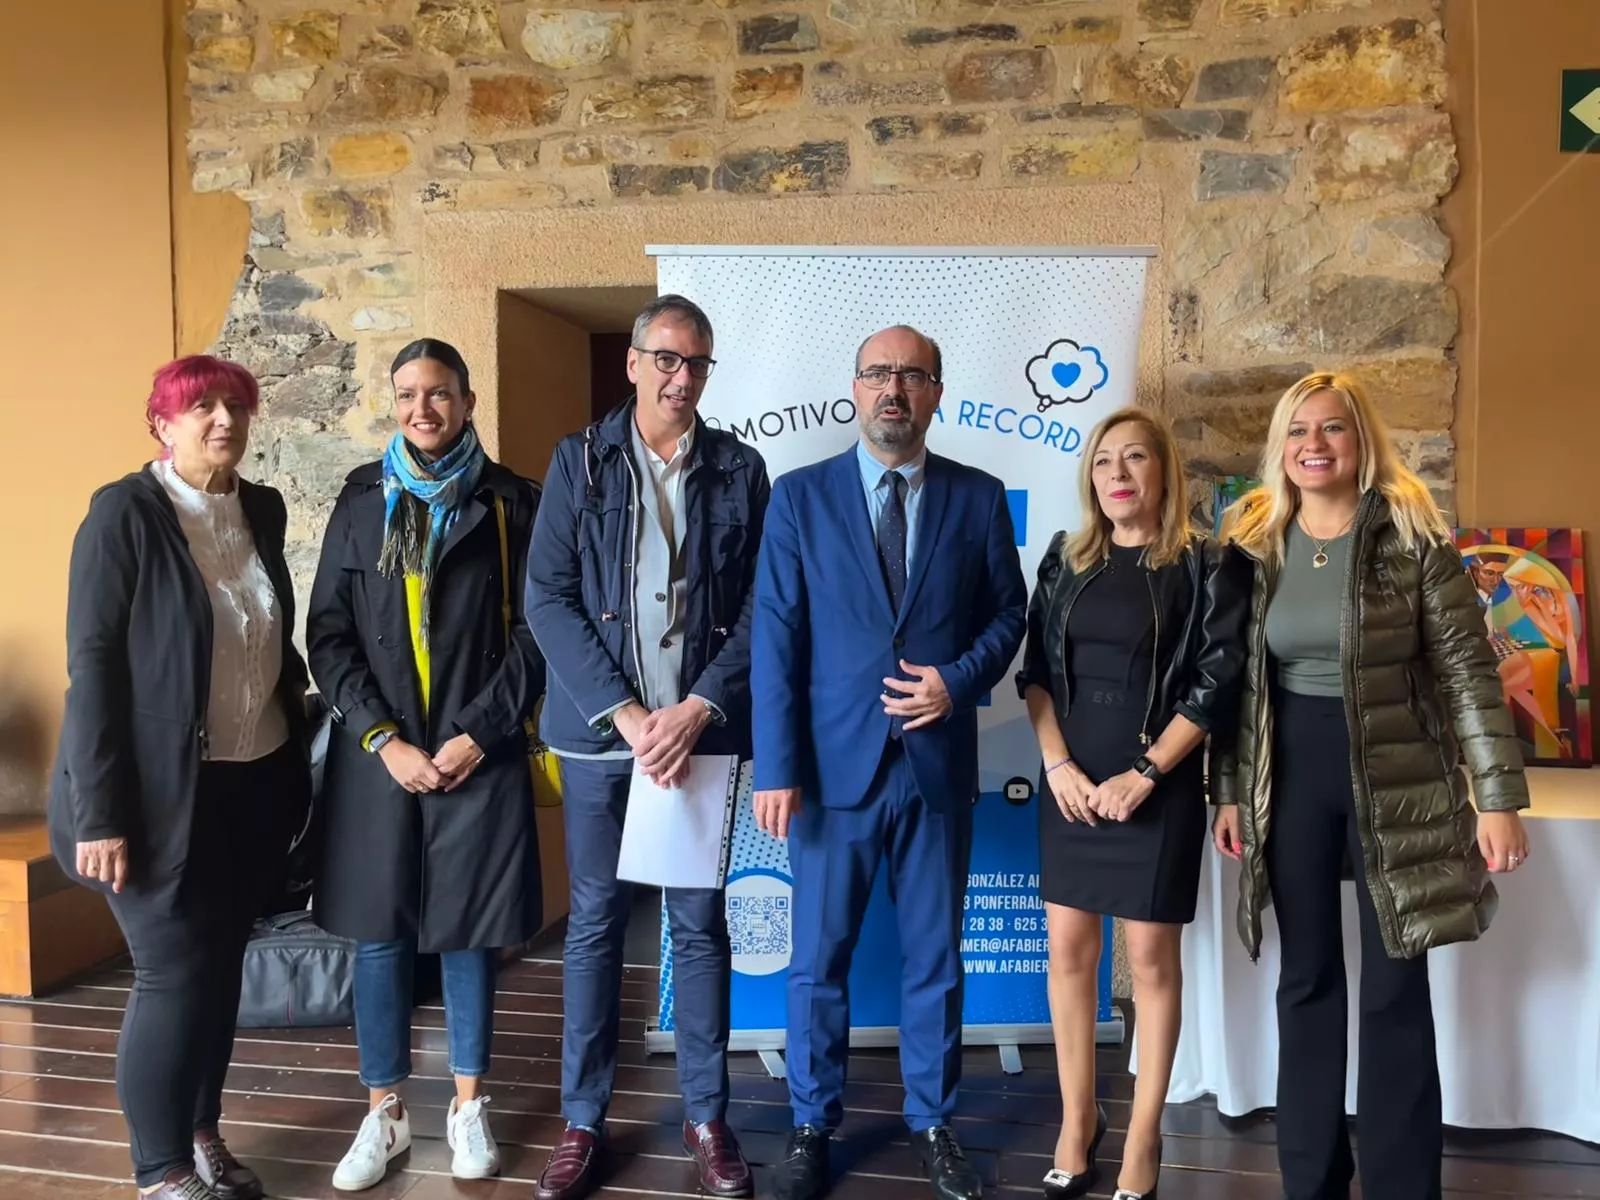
[1216,490,1529,962]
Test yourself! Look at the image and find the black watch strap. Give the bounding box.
[1133,754,1163,783]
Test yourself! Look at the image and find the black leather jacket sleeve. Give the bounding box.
[1173,539,1252,734]
[1015,529,1069,699]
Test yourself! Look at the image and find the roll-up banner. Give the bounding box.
[645,247,1155,1068]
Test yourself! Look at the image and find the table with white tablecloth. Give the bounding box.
[1131,770,1600,1144]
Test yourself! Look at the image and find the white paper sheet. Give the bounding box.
[616,754,738,889]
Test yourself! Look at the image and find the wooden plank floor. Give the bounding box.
[1,937,1598,1199]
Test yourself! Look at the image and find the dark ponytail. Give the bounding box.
[390,338,472,396]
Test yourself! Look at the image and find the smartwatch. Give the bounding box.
[1132,754,1163,783]
[368,729,396,754]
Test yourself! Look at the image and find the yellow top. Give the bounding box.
[405,571,431,717]
[361,571,428,750]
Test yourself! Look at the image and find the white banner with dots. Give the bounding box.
[648,246,1154,1052]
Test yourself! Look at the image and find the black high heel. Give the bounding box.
[1112,1135,1162,1200]
[1041,1104,1107,1199]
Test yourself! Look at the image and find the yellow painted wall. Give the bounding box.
[1444,0,1600,654]
[0,0,176,814]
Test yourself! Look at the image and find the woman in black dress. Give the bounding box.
[1016,407,1248,1200]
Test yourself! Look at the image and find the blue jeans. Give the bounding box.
[353,940,496,1088]
[557,756,731,1130]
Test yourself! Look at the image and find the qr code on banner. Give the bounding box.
[728,894,790,959]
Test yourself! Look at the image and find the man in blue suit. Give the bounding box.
[752,325,1027,1200]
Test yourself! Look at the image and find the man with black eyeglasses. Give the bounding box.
[525,295,770,1200]
[751,326,1027,1200]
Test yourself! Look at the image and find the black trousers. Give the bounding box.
[107,742,301,1186]
[1268,690,1443,1200]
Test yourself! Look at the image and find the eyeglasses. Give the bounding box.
[633,346,716,380]
[856,367,938,391]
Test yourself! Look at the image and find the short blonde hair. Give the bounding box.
[1223,371,1450,564]
[1066,406,1192,572]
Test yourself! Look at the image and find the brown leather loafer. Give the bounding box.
[194,1131,264,1200]
[683,1118,754,1198]
[535,1126,604,1200]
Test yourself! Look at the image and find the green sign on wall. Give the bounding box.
[1561,69,1600,154]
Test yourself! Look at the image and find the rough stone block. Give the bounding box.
[1036,16,1121,45]
[325,68,447,125]
[1139,0,1201,32]
[1283,19,1446,113]
[1196,150,1294,200]
[1144,109,1250,141]
[715,141,850,194]
[905,25,1018,47]
[328,131,413,178]
[300,187,393,238]
[1309,112,1456,202]
[813,79,946,108]
[1226,276,1458,355]
[1097,51,1195,108]
[947,49,1053,103]
[1350,214,1451,272]
[523,10,631,69]
[356,26,412,61]
[739,15,819,55]
[251,67,319,103]
[1194,57,1275,103]
[490,139,542,171]
[608,164,712,197]
[468,75,569,131]
[271,12,341,63]
[1003,129,1140,180]
[192,34,256,74]
[416,1,505,60]
[729,64,805,119]
[583,75,715,124]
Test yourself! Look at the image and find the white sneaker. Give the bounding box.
[447,1094,500,1180]
[332,1094,411,1191]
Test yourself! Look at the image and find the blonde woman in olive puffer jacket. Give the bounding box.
[1212,371,1530,1200]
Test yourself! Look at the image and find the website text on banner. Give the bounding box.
[649,249,1154,1052]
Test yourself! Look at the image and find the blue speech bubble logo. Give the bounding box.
[1027,339,1108,410]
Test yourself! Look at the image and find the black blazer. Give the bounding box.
[1015,531,1251,748]
[48,467,312,913]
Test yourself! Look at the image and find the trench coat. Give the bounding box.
[307,458,544,952]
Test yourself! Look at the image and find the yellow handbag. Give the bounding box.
[495,494,563,809]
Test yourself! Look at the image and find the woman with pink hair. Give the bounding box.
[47,356,312,1200]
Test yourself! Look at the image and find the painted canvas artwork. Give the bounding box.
[1455,529,1591,767]
[1204,475,1259,537]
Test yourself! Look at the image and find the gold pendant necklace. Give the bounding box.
[1300,513,1354,569]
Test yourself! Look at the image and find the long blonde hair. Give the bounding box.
[1222,371,1451,564]
[1067,406,1192,572]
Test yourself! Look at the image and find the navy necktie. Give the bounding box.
[877,469,908,613]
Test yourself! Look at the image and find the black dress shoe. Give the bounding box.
[194,1131,263,1200]
[914,1126,983,1200]
[1042,1105,1107,1199]
[773,1125,831,1200]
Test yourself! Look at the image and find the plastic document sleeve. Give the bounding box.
[616,754,739,890]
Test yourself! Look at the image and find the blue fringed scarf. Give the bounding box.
[377,425,486,645]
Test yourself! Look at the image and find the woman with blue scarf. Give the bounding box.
[308,339,545,1192]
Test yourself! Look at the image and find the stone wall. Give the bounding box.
[185,0,1459,573]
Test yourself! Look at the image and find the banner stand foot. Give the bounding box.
[759,1049,787,1080]
[997,1042,1023,1075]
